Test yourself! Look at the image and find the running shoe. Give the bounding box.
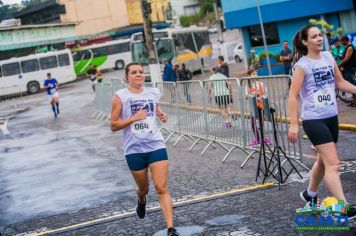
[231,113,238,121]
[249,139,260,147]
[136,197,146,219]
[264,137,271,145]
[346,204,356,220]
[300,190,317,207]
[167,227,180,236]
[302,134,309,139]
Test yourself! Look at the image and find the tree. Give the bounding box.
[309,19,343,36]
[0,1,17,21]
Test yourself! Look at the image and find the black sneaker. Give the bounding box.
[136,197,146,219]
[167,227,180,236]
[347,204,356,220]
[300,190,317,206]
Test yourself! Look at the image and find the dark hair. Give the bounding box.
[47,72,51,76]
[125,62,143,78]
[292,24,316,65]
[340,35,349,42]
[247,68,256,76]
[218,55,224,61]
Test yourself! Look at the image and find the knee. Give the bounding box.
[325,159,340,171]
[137,186,149,196]
[155,184,168,195]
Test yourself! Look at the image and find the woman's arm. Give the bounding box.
[334,63,356,93]
[110,95,147,132]
[288,66,305,143]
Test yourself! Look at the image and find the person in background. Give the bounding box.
[162,59,176,82]
[44,73,60,119]
[174,64,191,103]
[339,35,356,107]
[208,67,233,128]
[245,69,271,146]
[96,66,104,83]
[280,41,293,75]
[87,64,97,92]
[249,49,260,70]
[331,37,345,65]
[217,55,230,78]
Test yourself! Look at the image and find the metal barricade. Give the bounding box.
[239,76,309,171]
[156,82,178,141]
[0,86,24,108]
[201,78,252,160]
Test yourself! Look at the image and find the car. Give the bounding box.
[233,43,244,63]
[208,27,218,34]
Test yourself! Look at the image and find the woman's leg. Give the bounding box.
[314,142,346,202]
[130,168,150,203]
[307,153,325,192]
[150,160,174,228]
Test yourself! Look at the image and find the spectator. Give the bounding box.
[249,50,260,70]
[162,59,176,82]
[331,37,345,65]
[174,64,191,103]
[217,55,230,78]
[280,41,293,75]
[339,35,356,107]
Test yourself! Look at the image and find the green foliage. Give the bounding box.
[258,52,280,63]
[309,18,344,36]
[180,12,214,27]
[0,2,17,21]
[200,0,214,15]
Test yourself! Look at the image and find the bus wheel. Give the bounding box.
[115,60,125,70]
[27,81,40,94]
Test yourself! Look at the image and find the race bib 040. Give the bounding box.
[131,117,155,135]
[313,88,335,108]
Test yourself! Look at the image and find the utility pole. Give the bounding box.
[256,0,272,75]
[140,0,161,82]
[213,0,227,61]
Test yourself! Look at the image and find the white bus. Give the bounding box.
[72,38,131,75]
[0,49,76,94]
[130,27,212,72]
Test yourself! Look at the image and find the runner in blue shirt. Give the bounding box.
[44,73,60,118]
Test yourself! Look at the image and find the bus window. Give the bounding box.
[58,54,70,66]
[156,39,174,62]
[173,33,196,53]
[92,47,107,57]
[131,42,149,64]
[40,56,58,69]
[2,62,21,76]
[21,59,40,73]
[107,42,130,55]
[192,31,210,51]
[0,66,2,77]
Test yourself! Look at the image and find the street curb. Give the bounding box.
[339,124,356,132]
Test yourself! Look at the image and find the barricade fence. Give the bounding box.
[0,86,24,108]
[94,76,310,172]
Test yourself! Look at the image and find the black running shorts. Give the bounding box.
[302,115,339,146]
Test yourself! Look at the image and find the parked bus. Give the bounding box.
[0,49,76,94]
[130,26,212,72]
[72,38,131,75]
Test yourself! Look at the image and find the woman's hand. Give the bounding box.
[288,124,299,143]
[157,111,168,123]
[133,108,147,122]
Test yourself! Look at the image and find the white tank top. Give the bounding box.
[115,87,166,155]
[293,51,338,120]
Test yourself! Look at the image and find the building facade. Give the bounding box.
[221,0,356,69]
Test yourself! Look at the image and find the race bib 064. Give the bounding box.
[131,117,155,135]
[313,88,335,108]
